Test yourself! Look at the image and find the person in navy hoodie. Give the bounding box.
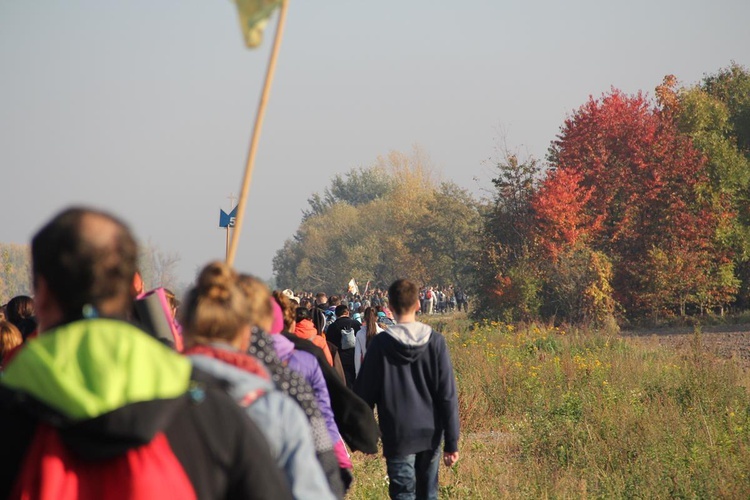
[354,278,460,500]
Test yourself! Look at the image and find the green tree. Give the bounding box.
[273,148,479,293]
[659,66,750,308]
[303,164,395,220]
[412,182,482,287]
[474,148,543,321]
[702,62,750,155]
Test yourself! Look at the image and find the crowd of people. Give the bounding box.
[0,206,460,500]
[298,285,470,318]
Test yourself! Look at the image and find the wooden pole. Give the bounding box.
[225,226,231,260]
[226,192,236,261]
[226,0,290,266]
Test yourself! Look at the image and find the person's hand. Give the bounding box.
[443,451,459,467]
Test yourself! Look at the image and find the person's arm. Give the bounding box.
[434,334,460,457]
[354,330,365,376]
[444,451,460,467]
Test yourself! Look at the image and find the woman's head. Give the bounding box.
[181,262,250,345]
[237,274,273,332]
[295,306,311,323]
[272,290,295,332]
[0,320,23,358]
[363,307,379,347]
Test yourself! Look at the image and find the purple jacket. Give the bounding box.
[273,334,341,445]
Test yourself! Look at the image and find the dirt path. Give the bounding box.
[621,324,750,369]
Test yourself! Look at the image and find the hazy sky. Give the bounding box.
[1,0,748,285]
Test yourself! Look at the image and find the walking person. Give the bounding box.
[182,262,336,499]
[326,305,362,389]
[0,207,291,499]
[354,307,383,378]
[355,279,460,500]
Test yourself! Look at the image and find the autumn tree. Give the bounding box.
[659,65,750,308]
[474,147,543,321]
[535,89,735,318]
[541,245,617,327]
[274,148,479,293]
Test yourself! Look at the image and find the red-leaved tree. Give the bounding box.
[534,89,736,317]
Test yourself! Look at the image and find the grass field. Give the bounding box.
[348,315,750,498]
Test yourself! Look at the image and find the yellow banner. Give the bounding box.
[233,0,283,48]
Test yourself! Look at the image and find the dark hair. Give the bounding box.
[6,296,34,327]
[295,306,311,323]
[329,295,340,307]
[31,207,138,321]
[388,279,419,315]
[363,307,378,348]
[334,304,349,317]
[311,306,326,334]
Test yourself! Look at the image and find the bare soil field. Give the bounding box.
[622,324,750,369]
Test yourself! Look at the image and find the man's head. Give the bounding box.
[334,304,349,318]
[388,279,420,316]
[315,292,327,306]
[32,207,138,329]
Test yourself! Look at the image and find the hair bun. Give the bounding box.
[197,261,236,302]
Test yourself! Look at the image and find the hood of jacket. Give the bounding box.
[188,350,273,406]
[382,322,433,364]
[293,319,317,341]
[0,318,194,459]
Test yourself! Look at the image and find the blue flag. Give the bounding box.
[220,206,238,228]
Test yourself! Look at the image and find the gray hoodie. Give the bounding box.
[189,351,335,500]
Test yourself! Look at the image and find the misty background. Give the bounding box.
[1,0,748,286]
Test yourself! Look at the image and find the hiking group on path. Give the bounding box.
[0,206,460,499]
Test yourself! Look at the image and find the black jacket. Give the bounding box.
[326,317,362,352]
[0,319,292,500]
[282,333,379,454]
[354,323,460,458]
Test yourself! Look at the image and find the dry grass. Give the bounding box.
[348,318,750,498]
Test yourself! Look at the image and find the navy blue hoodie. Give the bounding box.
[354,322,459,458]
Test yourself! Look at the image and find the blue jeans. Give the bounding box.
[385,448,441,500]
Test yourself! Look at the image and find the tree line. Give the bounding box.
[274,63,750,326]
[0,242,183,304]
